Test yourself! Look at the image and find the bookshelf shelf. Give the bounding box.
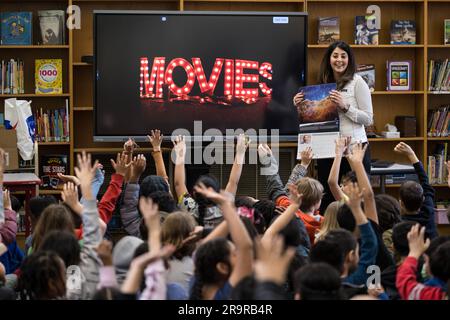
[73,62,92,67]
[428,91,450,95]
[39,189,62,195]
[0,45,69,49]
[38,142,70,146]
[368,137,424,142]
[428,45,450,48]
[0,94,70,98]
[74,107,93,111]
[308,44,424,49]
[427,137,450,141]
[372,91,424,95]
[432,184,449,187]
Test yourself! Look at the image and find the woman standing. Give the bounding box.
[293,41,373,211]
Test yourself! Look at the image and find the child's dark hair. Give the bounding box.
[310,239,345,273]
[253,199,276,230]
[39,230,81,267]
[341,171,357,185]
[336,204,356,232]
[17,251,66,300]
[294,263,342,300]
[146,191,177,213]
[190,238,231,300]
[399,181,424,212]
[324,229,357,258]
[429,242,450,282]
[425,236,450,257]
[230,276,256,300]
[29,195,57,222]
[10,195,22,212]
[392,221,417,257]
[375,194,401,233]
[193,175,220,227]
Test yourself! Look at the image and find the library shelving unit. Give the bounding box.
[0,0,72,197]
[5,0,448,200]
[426,0,450,202]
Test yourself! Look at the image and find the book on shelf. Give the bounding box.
[0,59,25,94]
[356,64,375,92]
[428,59,450,92]
[354,15,378,45]
[40,154,68,190]
[427,105,450,137]
[386,60,412,91]
[390,20,416,45]
[318,17,340,45]
[428,143,449,185]
[34,105,70,142]
[35,59,63,94]
[38,10,65,45]
[445,19,450,45]
[0,12,32,45]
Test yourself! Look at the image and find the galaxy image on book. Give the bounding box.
[297,83,339,133]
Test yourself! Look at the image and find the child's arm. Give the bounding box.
[328,137,348,201]
[173,136,189,200]
[225,134,249,196]
[194,184,253,287]
[95,240,118,289]
[261,185,302,245]
[396,224,445,300]
[343,183,378,285]
[0,190,17,245]
[258,144,286,204]
[347,143,378,224]
[148,130,170,187]
[286,147,312,188]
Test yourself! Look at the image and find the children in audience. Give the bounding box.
[394,142,438,239]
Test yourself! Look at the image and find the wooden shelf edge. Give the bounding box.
[309,44,424,49]
[0,45,69,49]
[39,190,62,195]
[74,107,93,111]
[372,91,424,95]
[38,142,70,146]
[0,94,70,98]
[368,137,424,142]
[73,62,92,67]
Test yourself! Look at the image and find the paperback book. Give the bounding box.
[445,19,450,45]
[355,15,379,45]
[296,83,340,159]
[318,17,340,44]
[0,12,32,45]
[387,61,412,91]
[38,10,65,45]
[35,59,63,94]
[356,64,375,92]
[390,20,416,44]
[40,154,68,190]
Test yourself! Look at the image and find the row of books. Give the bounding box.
[355,61,412,92]
[0,59,24,94]
[428,143,449,184]
[318,17,417,45]
[34,106,69,142]
[428,59,450,92]
[427,105,450,137]
[0,11,65,45]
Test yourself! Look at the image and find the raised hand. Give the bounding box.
[110,152,132,177]
[130,154,146,183]
[347,142,367,165]
[172,135,186,165]
[3,189,11,210]
[300,146,313,167]
[130,244,175,271]
[407,224,430,259]
[193,183,234,206]
[123,138,138,154]
[293,92,304,107]
[57,173,81,186]
[255,235,296,285]
[394,142,419,164]
[343,182,364,210]
[257,143,273,165]
[148,129,163,152]
[335,137,348,157]
[74,151,99,200]
[236,133,250,155]
[287,183,303,206]
[95,239,113,266]
[61,182,83,215]
[139,197,159,228]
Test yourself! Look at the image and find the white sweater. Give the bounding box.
[338,74,373,143]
